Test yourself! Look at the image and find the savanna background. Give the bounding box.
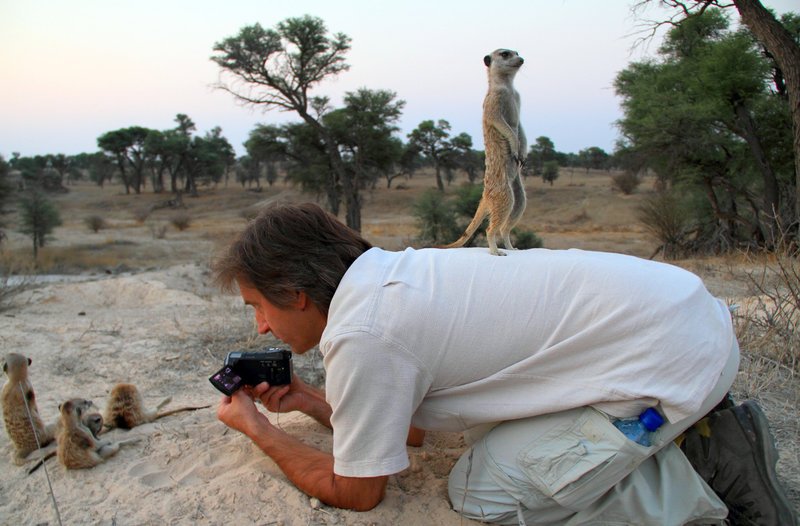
[1,1,799,524]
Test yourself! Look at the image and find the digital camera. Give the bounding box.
[209,348,293,396]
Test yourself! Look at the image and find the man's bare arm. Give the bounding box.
[219,389,387,511]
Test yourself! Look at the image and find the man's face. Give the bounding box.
[236,278,324,354]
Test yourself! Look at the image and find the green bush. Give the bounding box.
[513,229,543,249]
[413,189,460,245]
[611,171,642,195]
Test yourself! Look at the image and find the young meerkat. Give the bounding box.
[443,48,527,255]
[1,353,57,463]
[27,400,103,474]
[103,383,209,430]
[57,398,125,469]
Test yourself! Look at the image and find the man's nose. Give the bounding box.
[256,315,271,334]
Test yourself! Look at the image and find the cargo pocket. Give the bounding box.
[517,407,650,511]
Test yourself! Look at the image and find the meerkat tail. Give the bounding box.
[440,201,490,249]
[27,451,57,475]
[155,397,172,410]
[155,404,212,420]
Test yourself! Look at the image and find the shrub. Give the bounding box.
[636,192,692,259]
[149,223,168,239]
[132,206,152,224]
[513,229,544,249]
[452,183,483,218]
[542,161,559,186]
[240,205,262,221]
[413,189,460,245]
[738,232,800,374]
[84,215,106,233]
[170,212,191,231]
[612,171,642,195]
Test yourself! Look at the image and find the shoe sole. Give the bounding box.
[735,401,798,526]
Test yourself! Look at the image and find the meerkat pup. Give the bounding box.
[57,398,123,469]
[444,48,527,255]
[27,400,104,474]
[103,383,209,430]
[2,353,57,463]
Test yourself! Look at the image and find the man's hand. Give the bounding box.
[217,389,270,437]
[253,378,304,413]
[252,375,333,429]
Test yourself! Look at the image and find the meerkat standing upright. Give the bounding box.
[443,48,527,255]
[1,353,57,462]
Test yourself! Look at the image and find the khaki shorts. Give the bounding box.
[448,340,740,525]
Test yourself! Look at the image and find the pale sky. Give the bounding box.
[1,0,797,159]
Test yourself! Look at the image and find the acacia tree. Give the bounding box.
[0,155,12,243]
[636,0,800,229]
[282,121,340,213]
[528,136,556,176]
[578,146,611,174]
[617,8,792,251]
[245,123,288,188]
[18,186,61,261]
[97,126,151,194]
[326,88,405,197]
[450,133,482,183]
[211,16,368,229]
[408,119,453,192]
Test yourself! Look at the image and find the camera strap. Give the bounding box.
[20,382,63,526]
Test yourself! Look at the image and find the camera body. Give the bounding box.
[209,347,293,396]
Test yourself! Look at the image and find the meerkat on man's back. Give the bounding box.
[443,48,527,255]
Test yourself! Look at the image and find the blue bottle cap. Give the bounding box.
[639,407,664,431]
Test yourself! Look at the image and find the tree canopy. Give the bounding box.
[618,6,794,252]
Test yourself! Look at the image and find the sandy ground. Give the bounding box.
[0,263,482,525]
[1,175,798,524]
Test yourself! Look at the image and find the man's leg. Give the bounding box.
[448,407,727,525]
[448,339,740,525]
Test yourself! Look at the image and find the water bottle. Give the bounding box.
[613,407,664,447]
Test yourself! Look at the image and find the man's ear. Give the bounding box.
[293,291,310,311]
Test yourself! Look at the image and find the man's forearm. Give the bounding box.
[297,382,332,428]
[246,418,387,511]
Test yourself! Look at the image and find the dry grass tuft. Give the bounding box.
[170,211,192,231]
[84,214,107,233]
[727,243,800,507]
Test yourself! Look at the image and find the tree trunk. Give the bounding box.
[299,111,360,230]
[731,98,779,241]
[733,0,800,228]
[434,163,444,192]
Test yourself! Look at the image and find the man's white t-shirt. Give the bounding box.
[319,247,733,478]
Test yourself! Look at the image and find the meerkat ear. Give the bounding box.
[2,361,6,374]
[28,358,32,366]
[484,55,491,67]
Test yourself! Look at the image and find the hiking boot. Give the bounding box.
[681,400,797,525]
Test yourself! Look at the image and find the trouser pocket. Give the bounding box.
[517,407,651,511]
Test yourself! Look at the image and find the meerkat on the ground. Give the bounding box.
[2,353,57,463]
[57,398,129,469]
[103,383,209,430]
[27,400,103,474]
[443,48,527,255]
